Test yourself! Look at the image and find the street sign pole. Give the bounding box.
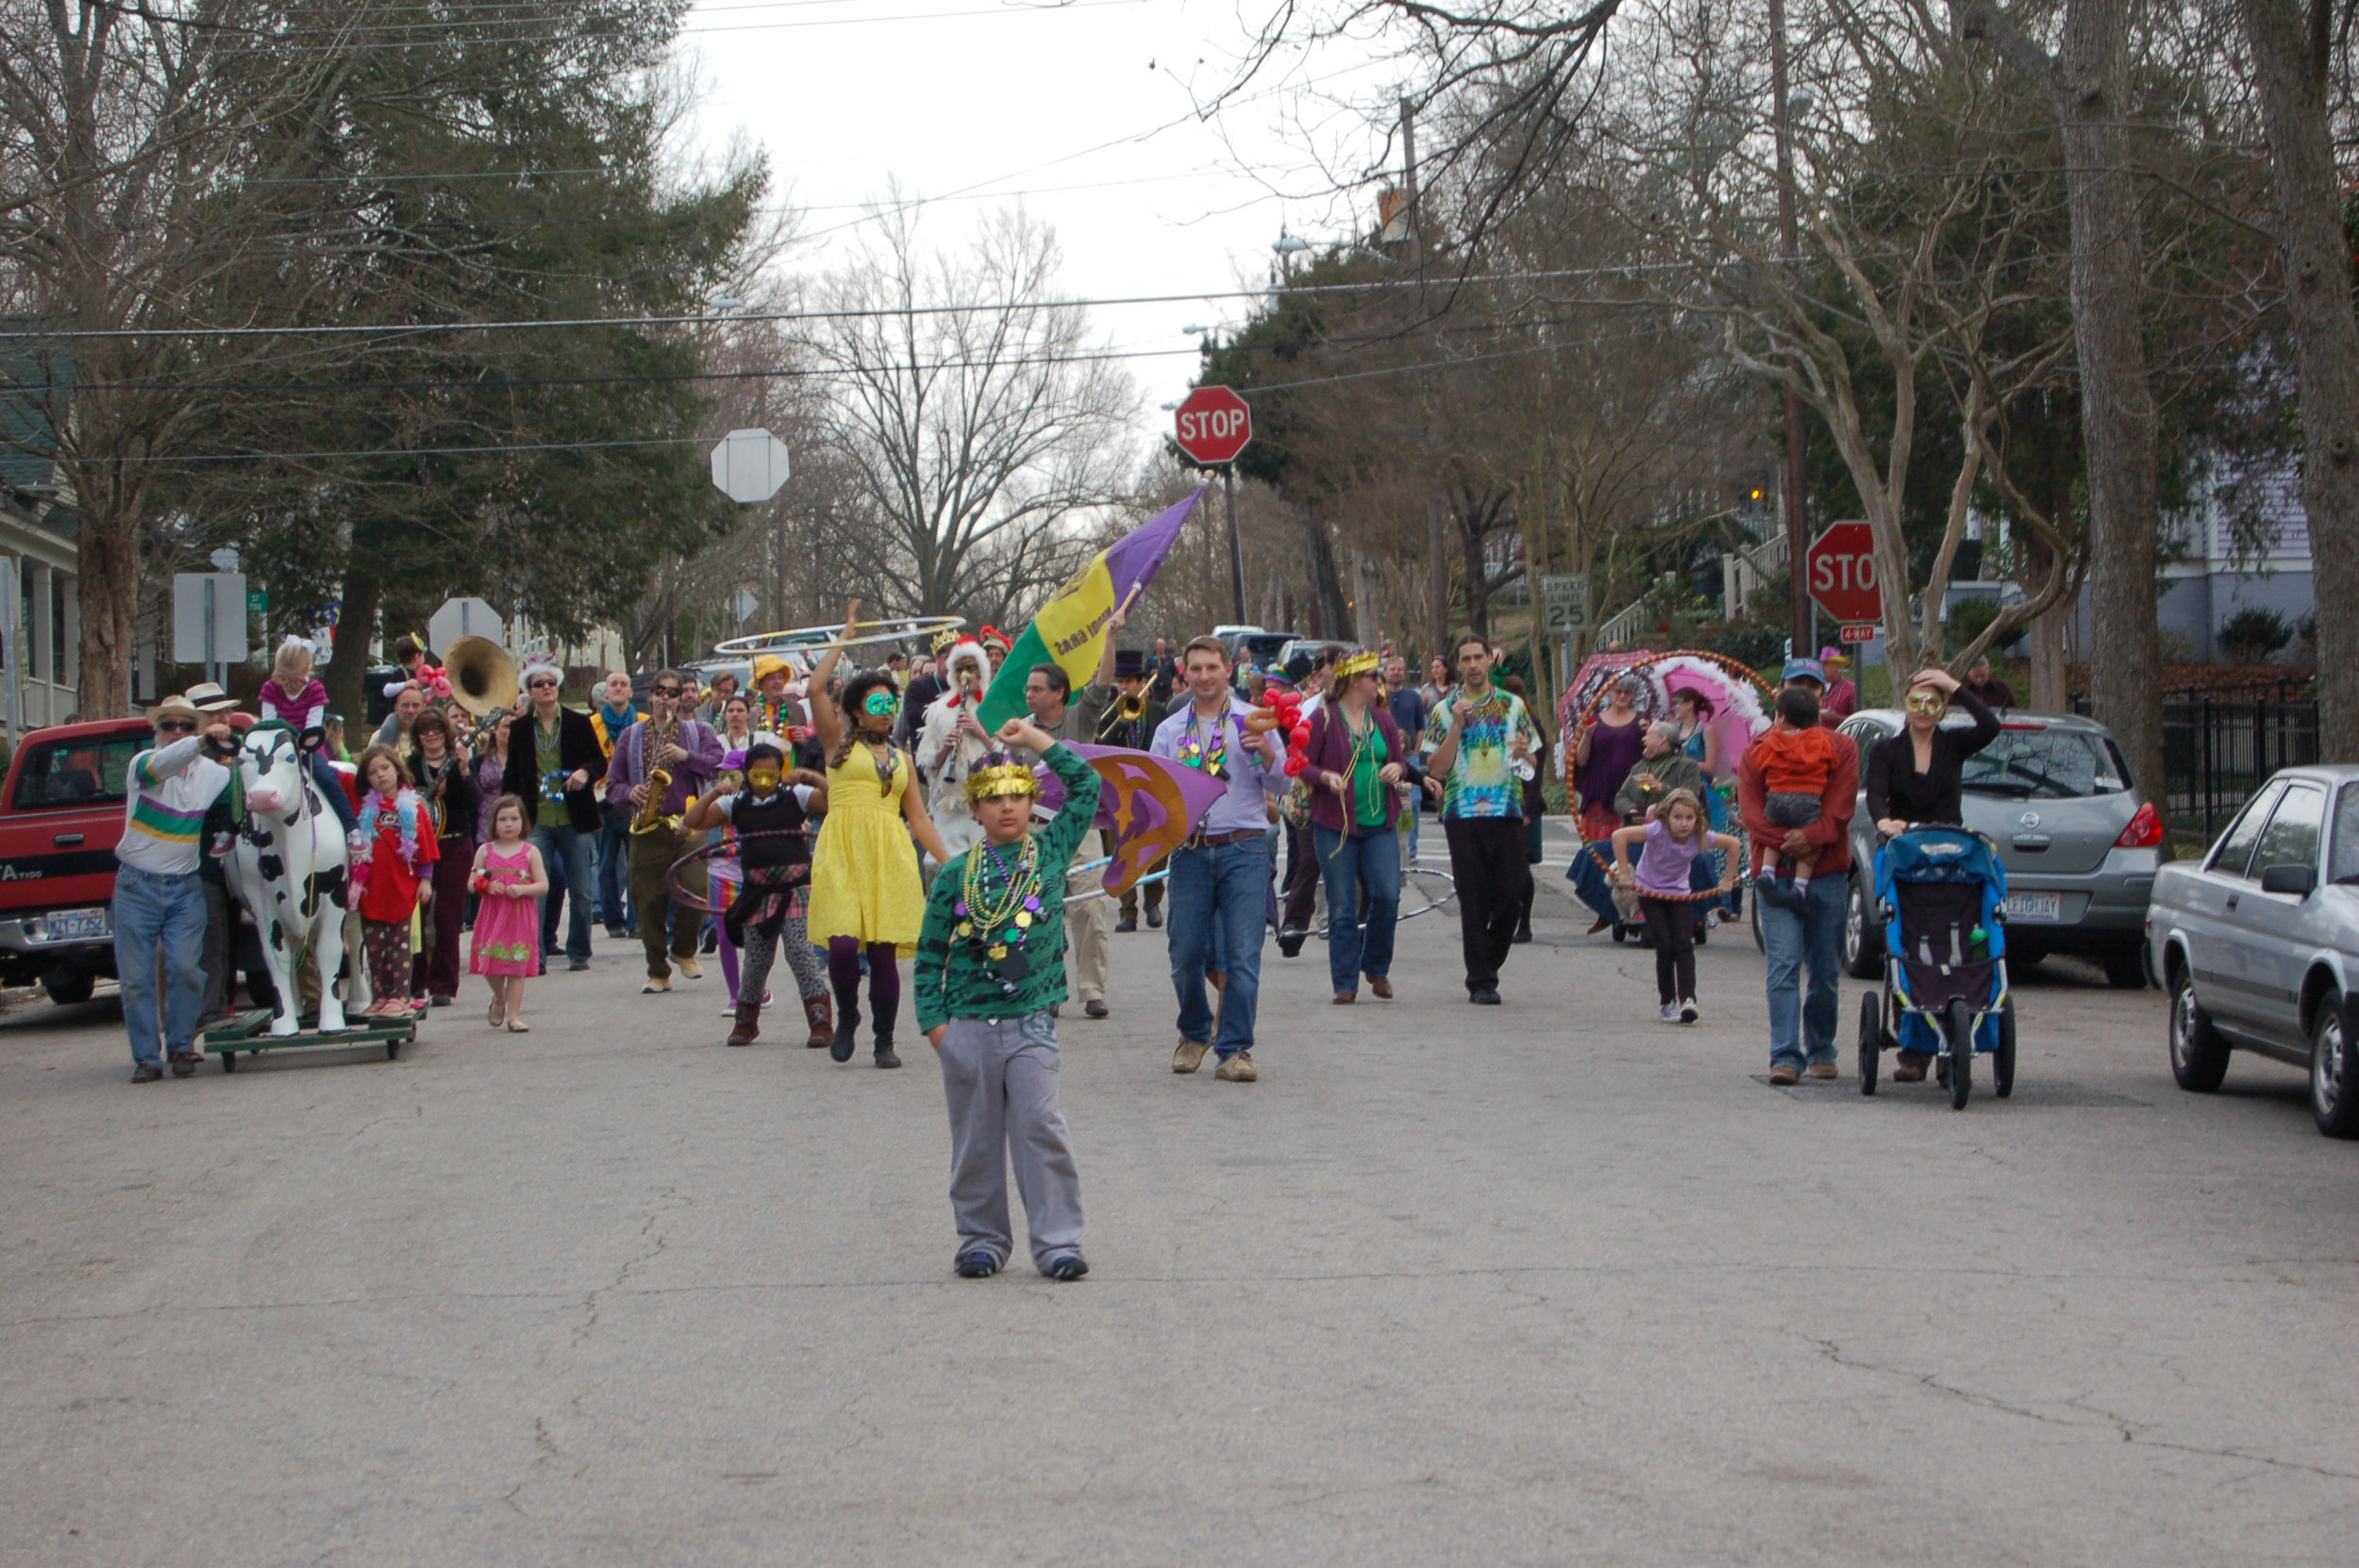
[1223,465,1246,625]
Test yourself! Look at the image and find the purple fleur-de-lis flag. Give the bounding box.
[1029,742,1228,894]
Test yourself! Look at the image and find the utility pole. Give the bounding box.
[1768,0,1812,659]
[1402,94,1450,659]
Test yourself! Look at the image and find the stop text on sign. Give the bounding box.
[1812,553,1875,593]
[1179,406,1246,444]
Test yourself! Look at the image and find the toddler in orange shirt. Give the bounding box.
[1750,689,1838,893]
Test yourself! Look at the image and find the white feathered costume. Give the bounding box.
[916,636,995,858]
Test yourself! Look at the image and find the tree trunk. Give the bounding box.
[326,561,381,729]
[74,496,139,719]
[1427,494,1449,656]
[2025,532,2071,710]
[2241,0,2359,760]
[1958,0,2166,806]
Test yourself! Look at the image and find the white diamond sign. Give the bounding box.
[711,427,791,505]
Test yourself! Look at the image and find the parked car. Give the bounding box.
[0,713,265,1006]
[0,718,165,1002]
[2146,764,2359,1138]
[1834,709,2162,987]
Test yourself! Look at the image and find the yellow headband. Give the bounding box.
[964,760,1040,801]
[1332,650,1380,681]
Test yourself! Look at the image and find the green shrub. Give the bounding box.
[1948,596,2003,654]
[2218,607,2293,663]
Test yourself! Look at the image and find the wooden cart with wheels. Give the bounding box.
[201,1008,416,1072]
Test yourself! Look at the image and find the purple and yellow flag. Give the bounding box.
[974,489,1204,733]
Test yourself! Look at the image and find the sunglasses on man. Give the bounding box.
[527,676,559,691]
[155,718,198,735]
[653,684,683,699]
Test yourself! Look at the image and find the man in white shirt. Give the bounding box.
[114,696,235,1081]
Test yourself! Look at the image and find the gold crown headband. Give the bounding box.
[1332,649,1380,681]
[964,759,1041,801]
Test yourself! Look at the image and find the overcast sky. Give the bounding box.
[678,0,1399,446]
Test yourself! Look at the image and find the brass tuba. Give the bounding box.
[444,634,519,747]
[631,766,681,836]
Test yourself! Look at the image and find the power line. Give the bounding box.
[0,264,1689,342]
[25,322,1670,464]
[196,0,1153,52]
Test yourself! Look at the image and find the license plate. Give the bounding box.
[43,909,108,942]
[2002,892,2061,923]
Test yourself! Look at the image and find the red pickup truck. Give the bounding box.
[0,715,257,1005]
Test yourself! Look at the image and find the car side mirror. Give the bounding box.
[2259,863,2317,898]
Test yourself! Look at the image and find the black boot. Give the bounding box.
[871,988,901,1069]
[829,982,861,1063]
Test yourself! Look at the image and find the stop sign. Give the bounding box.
[1805,521,1882,625]
[1173,386,1252,466]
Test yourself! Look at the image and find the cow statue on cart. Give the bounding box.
[225,722,369,1035]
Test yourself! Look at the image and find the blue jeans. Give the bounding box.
[112,864,208,1066]
[596,809,633,931]
[1759,873,1845,1069]
[1166,834,1270,1059]
[1314,823,1400,994]
[307,753,357,834]
[532,823,595,962]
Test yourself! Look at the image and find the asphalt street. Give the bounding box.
[4,831,2355,1566]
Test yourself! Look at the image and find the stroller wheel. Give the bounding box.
[1995,999,2016,1099]
[1946,998,1974,1110]
[1858,990,1881,1096]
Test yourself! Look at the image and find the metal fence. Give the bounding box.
[2072,681,2319,846]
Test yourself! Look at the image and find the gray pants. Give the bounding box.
[937,1011,1084,1272]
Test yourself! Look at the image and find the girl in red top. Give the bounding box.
[351,744,438,1016]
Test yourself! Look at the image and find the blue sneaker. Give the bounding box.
[955,1251,1000,1279]
[1046,1255,1089,1282]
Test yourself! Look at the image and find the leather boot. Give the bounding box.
[726,1001,761,1047]
[871,989,901,1070]
[802,993,832,1049]
[829,982,861,1063]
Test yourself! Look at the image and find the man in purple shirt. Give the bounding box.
[1150,635,1288,1082]
[608,670,725,993]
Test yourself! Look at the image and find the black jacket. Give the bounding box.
[1865,688,2002,827]
[503,706,608,834]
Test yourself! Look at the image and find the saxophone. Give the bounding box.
[631,766,681,836]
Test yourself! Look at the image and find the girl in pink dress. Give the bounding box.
[469,795,549,1031]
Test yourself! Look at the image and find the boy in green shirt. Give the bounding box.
[915,716,1101,1280]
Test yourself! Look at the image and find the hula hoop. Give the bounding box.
[1566,648,1770,737]
[1576,839,1751,902]
[1309,865,1458,937]
[663,829,813,915]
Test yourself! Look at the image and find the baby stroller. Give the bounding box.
[1858,826,2016,1109]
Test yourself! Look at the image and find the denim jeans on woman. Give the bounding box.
[112,864,208,1068]
[1165,834,1269,1060]
[1313,823,1400,995]
[1758,873,1845,1070]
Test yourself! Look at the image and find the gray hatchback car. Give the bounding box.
[2146,765,2359,1138]
[1835,709,2163,987]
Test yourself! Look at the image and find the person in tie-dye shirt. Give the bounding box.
[1422,636,1542,1004]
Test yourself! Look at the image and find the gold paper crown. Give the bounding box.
[929,626,962,654]
[964,757,1041,801]
[1332,649,1380,681]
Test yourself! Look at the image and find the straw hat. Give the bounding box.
[145,694,203,725]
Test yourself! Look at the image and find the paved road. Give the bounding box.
[4,849,2355,1566]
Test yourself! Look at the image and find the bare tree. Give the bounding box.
[802,207,1137,628]
[0,2,363,715]
[2235,0,2359,759]
[1952,0,2167,816]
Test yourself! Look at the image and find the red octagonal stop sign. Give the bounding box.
[1805,521,1882,625]
[1173,385,1252,466]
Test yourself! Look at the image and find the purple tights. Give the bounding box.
[827,937,899,1005]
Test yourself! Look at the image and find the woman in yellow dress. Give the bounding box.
[807,600,951,1070]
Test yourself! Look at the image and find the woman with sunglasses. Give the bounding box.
[806,600,952,1069]
[1865,666,2001,840]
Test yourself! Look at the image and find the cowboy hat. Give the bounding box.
[182,680,239,713]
